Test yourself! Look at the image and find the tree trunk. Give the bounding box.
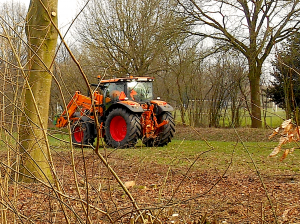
[283,77,292,119]
[248,60,262,128]
[19,0,58,182]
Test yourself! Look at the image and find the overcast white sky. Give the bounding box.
[0,0,81,31]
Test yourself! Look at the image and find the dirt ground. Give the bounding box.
[2,127,300,223]
[8,151,300,223]
[174,125,274,142]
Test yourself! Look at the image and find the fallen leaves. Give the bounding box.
[1,149,300,223]
[268,119,299,160]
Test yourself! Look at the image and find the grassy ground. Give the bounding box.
[174,108,286,128]
[116,139,300,176]
[105,127,300,223]
[47,124,300,175]
[95,128,300,223]
[3,125,300,223]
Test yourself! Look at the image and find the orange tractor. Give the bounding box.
[55,76,175,148]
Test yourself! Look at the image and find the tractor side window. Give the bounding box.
[105,83,126,102]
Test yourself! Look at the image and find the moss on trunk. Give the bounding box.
[19,0,58,182]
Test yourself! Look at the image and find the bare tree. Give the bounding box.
[155,43,199,126]
[0,2,27,222]
[177,0,300,128]
[206,51,248,127]
[77,0,188,78]
[19,0,58,182]
[0,0,27,124]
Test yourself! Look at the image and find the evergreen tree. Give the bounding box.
[266,33,300,120]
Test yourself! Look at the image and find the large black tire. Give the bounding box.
[143,111,175,147]
[71,120,95,146]
[104,108,141,148]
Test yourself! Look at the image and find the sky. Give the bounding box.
[0,0,81,32]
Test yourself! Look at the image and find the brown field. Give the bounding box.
[1,126,300,223]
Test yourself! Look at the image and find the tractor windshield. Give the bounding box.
[127,81,153,102]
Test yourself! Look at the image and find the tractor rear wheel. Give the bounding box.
[104,108,141,148]
[71,120,95,146]
[143,111,175,147]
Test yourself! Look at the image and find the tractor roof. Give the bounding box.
[99,76,154,84]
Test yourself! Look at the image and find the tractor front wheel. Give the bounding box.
[104,108,141,148]
[71,120,95,146]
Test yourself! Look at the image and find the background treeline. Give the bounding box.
[1,0,300,128]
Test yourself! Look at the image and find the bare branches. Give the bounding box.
[176,0,300,127]
[77,0,188,78]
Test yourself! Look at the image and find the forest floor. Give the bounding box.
[1,126,300,223]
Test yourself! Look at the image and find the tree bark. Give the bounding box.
[248,58,262,128]
[19,0,58,182]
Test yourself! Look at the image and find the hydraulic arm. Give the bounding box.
[55,91,103,128]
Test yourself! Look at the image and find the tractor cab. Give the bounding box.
[99,77,154,104]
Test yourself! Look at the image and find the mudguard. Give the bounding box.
[116,101,144,113]
[151,100,174,115]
